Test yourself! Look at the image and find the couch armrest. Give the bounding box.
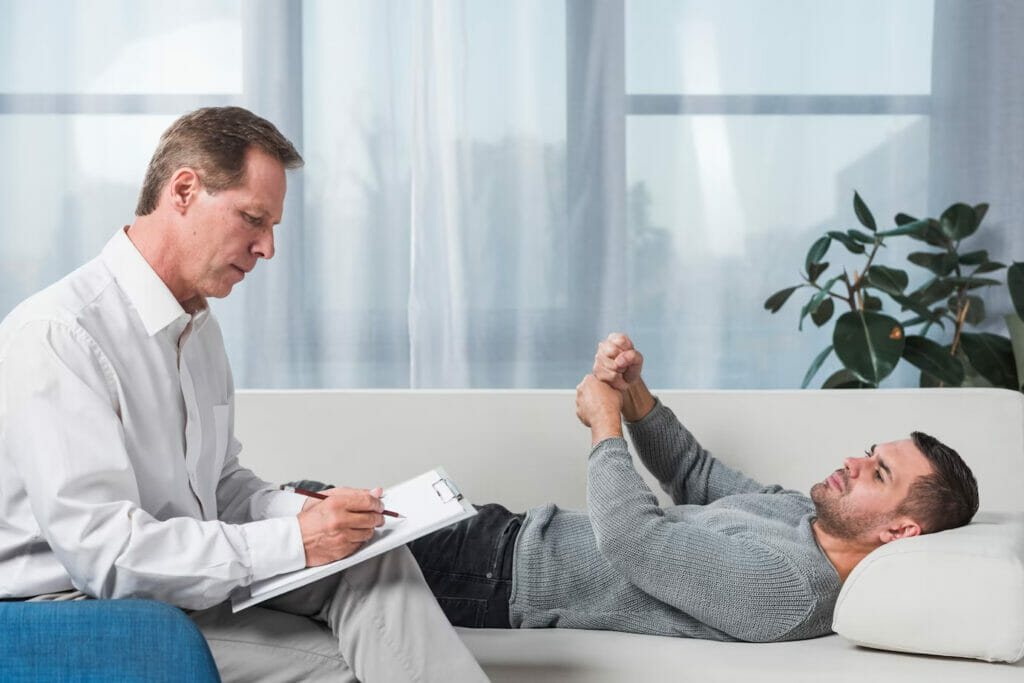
[0,599,220,682]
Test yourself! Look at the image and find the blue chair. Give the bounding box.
[0,599,220,682]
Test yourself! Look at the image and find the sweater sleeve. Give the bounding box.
[587,437,813,642]
[627,399,782,505]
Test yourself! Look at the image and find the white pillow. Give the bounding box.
[832,511,1024,663]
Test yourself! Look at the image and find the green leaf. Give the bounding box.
[827,231,866,254]
[923,219,949,247]
[973,203,989,227]
[831,232,868,254]
[764,286,800,313]
[958,250,988,265]
[807,261,829,283]
[863,293,883,311]
[802,345,833,389]
[890,295,945,329]
[877,219,929,238]
[919,370,941,388]
[811,297,835,327]
[853,191,877,232]
[973,261,1006,274]
[833,310,906,385]
[946,276,1002,290]
[805,236,831,273]
[894,212,918,226]
[902,336,964,386]
[907,251,958,276]
[863,265,909,296]
[957,350,996,389]
[959,332,1018,390]
[939,203,978,240]
[799,276,841,331]
[974,261,1006,275]
[909,278,956,307]
[947,295,985,326]
[822,369,873,389]
[846,229,875,244]
[1008,263,1024,320]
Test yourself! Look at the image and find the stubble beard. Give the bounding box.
[810,480,889,541]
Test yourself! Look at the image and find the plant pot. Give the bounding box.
[1004,313,1024,392]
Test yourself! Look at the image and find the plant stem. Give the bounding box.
[950,298,970,357]
[860,240,882,275]
[841,270,857,312]
[846,242,881,313]
[800,276,852,305]
[948,255,969,356]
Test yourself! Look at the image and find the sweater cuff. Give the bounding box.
[625,396,665,427]
[589,436,630,460]
[241,516,306,583]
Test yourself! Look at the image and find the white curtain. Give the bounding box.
[928,0,1024,319]
[2,0,1023,390]
[408,0,475,388]
[295,0,580,388]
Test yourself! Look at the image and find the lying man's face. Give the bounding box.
[810,439,933,544]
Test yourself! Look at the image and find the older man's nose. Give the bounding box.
[253,228,275,260]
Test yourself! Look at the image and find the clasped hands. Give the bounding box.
[576,332,648,445]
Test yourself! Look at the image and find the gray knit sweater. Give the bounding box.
[509,400,841,642]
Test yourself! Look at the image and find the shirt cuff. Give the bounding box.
[265,489,308,518]
[240,515,306,583]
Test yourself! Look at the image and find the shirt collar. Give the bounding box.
[101,227,205,337]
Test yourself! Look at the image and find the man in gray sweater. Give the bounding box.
[406,333,979,642]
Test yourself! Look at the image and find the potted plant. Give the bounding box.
[765,192,1023,391]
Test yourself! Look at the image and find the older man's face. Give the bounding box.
[810,438,933,543]
[180,147,286,300]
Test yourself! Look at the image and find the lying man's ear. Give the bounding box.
[879,518,922,544]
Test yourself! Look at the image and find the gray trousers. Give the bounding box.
[190,546,489,683]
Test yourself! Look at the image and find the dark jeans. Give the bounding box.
[406,503,523,629]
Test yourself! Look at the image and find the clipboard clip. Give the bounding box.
[432,477,463,504]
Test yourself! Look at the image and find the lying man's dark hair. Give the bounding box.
[899,431,979,534]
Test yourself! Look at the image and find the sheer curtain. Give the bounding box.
[2,0,1023,390]
[928,1,1024,319]
[290,0,583,388]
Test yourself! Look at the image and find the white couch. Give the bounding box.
[235,388,1024,682]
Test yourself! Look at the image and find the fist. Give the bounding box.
[593,333,643,391]
[575,374,623,431]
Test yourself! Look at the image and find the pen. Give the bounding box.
[281,485,404,518]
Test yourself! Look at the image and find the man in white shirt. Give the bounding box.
[0,107,487,682]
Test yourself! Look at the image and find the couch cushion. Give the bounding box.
[458,628,1024,682]
[832,511,1024,663]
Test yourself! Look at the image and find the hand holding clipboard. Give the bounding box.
[234,468,475,612]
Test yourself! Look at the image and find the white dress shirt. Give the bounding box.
[0,228,306,609]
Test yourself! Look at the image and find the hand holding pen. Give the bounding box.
[283,485,404,518]
[292,485,404,566]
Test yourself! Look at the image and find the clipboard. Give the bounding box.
[232,467,476,612]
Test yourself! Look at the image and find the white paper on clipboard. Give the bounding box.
[232,467,475,612]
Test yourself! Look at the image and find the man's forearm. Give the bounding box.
[621,378,656,423]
